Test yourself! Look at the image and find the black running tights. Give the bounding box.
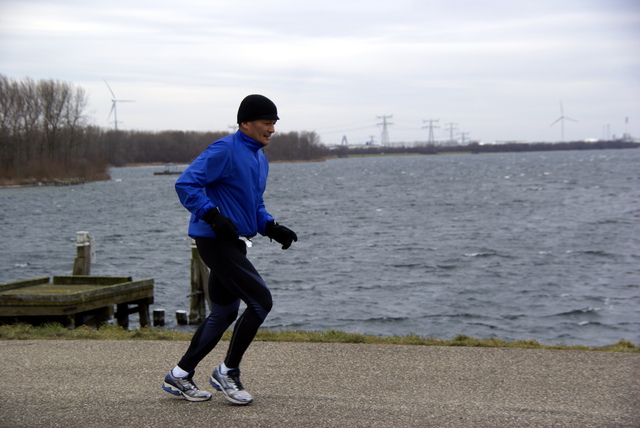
[177,237,272,372]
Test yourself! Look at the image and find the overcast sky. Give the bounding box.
[1,0,639,145]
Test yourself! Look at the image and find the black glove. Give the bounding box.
[202,208,239,241]
[265,221,297,250]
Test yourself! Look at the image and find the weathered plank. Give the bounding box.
[0,276,154,328]
[0,277,49,293]
[54,276,133,286]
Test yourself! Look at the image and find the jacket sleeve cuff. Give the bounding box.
[258,215,275,236]
[196,204,216,222]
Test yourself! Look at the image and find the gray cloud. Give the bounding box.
[1,0,638,144]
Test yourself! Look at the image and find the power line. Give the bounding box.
[314,122,377,134]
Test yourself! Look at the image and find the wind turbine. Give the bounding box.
[104,80,135,131]
[550,101,577,142]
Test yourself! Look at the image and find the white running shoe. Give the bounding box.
[162,370,212,402]
[210,365,254,405]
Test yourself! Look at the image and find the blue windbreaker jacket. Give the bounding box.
[175,130,274,239]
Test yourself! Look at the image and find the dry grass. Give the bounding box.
[0,323,637,353]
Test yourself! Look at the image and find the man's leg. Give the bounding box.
[162,239,241,402]
[196,238,273,405]
[196,238,273,366]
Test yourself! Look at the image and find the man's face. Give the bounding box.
[241,120,277,146]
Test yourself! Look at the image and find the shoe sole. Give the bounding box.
[162,381,212,402]
[209,375,253,405]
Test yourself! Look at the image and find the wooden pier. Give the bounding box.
[0,275,154,329]
[0,231,209,329]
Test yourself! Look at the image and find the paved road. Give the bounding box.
[1,340,638,427]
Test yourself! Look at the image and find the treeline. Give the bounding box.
[95,129,327,166]
[264,131,326,161]
[463,140,640,153]
[0,75,328,183]
[332,139,639,157]
[2,74,636,184]
[0,74,109,183]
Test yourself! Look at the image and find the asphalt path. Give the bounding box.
[1,340,638,427]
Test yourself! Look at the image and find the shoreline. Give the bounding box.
[1,324,637,353]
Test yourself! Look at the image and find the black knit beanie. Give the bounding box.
[237,94,279,124]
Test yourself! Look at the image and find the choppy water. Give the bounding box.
[1,149,639,346]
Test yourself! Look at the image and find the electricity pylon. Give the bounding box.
[444,122,458,145]
[377,115,393,146]
[422,119,439,144]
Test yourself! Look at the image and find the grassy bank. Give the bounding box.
[0,323,637,353]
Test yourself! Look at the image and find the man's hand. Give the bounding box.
[202,208,239,241]
[265,221,298,250]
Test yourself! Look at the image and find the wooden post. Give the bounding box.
[189,239,210,325]
[153,309,165,326]
[116,303,129,329]
[176,310,188,325]
[115,298,152,329]
[72,231,92,276]
[138,298,151,327]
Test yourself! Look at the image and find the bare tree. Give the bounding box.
[0,75,92,180]
[39,79,71,160]
[62,85,88,163]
